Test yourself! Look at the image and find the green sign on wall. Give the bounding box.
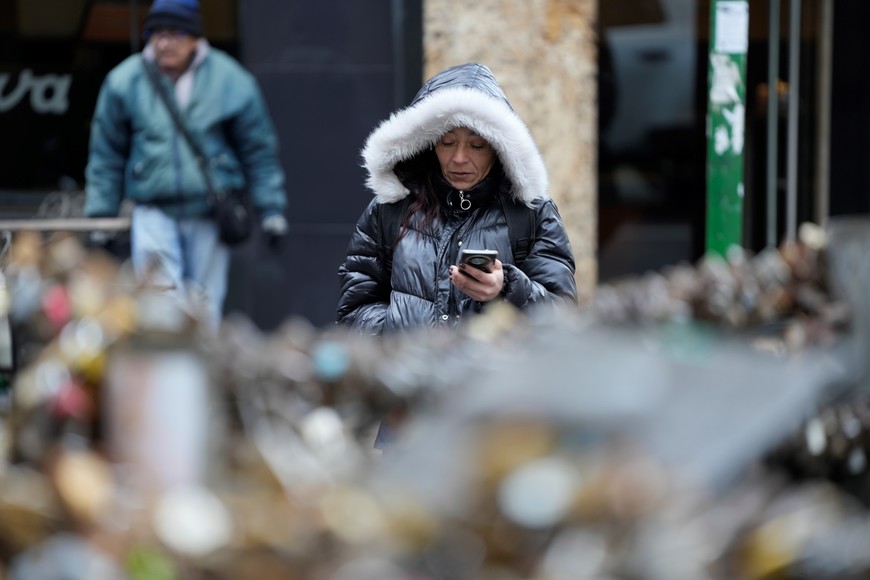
[706,0,749,257]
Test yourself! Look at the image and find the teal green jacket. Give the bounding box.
[85,45,286,219]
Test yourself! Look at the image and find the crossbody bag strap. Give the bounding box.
[140,56,216,204]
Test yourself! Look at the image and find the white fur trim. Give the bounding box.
[361,87,548,207]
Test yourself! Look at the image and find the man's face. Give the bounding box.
[151,29,198,77]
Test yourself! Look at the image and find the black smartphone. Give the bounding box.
[459,248,498,272]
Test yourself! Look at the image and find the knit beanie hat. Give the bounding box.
[144,0,202,38]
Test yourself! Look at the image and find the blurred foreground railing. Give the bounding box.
[0,217,130,233]
[0,218,869,579]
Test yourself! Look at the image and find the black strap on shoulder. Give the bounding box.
[500,196,536,267]
[140,56,218,205]
[377,195,413,272]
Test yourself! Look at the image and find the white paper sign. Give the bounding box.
[715,1,749,55]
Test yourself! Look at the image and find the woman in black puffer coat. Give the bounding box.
[337,63,577,334]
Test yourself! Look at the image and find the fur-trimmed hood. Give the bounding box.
[361,63,548,208]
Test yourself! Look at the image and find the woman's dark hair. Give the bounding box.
[392,149,442,247]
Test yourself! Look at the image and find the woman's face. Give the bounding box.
[434,127,496,190]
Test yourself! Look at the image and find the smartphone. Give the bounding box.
[459,248,498,272]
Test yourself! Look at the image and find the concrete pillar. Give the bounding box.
[424,0,598,302]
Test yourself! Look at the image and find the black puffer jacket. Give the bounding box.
[337,63,577,334]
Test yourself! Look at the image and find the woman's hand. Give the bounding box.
[450,259,505,302]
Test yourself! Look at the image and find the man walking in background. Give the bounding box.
[85,0,289,327]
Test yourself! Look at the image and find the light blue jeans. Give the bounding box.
[131,205,229,329]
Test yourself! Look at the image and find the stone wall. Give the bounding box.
[424,0,598,301]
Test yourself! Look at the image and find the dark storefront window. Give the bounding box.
[597,0,706,280]
[598,0,831,279]
[0,0,237,213]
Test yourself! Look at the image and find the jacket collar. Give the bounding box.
[434,166,502,214]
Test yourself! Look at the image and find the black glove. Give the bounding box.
[261,214,288,248]
[86,229,131,259]
[88,230,114,247]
